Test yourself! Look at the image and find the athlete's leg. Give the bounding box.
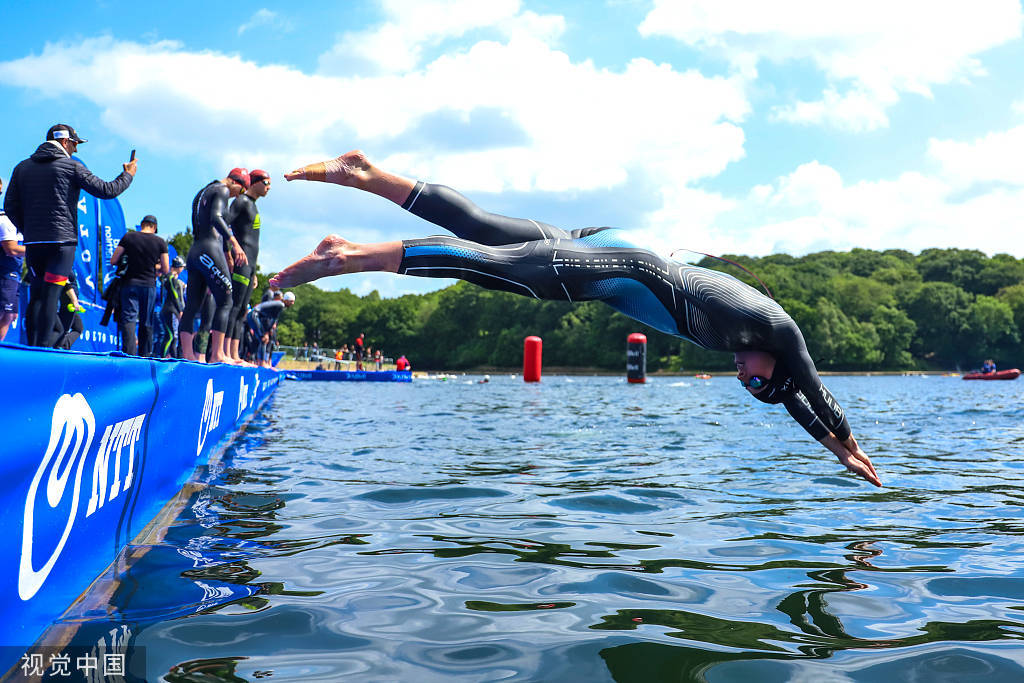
[284,150,566,245]
[285,150,415,205]
[179,257,209,362]
[271,233,683,336]
[26,244,76,348]
[203,252,239,365]
[271,236,402,287]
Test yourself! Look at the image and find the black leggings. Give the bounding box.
[228,264,256,340]
[180,245,233,334]
[25,243,76,348]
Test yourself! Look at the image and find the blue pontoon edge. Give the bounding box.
[1,343,281,668]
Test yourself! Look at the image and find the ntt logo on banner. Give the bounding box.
[197,379,224,456]
[19,395,146,601]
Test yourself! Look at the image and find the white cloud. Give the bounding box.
[238,9,288,36]
[640,0,1023,131]
[317,0,562,76]
[0,28,749,289]
[713,158,1024,258]
[929,125,1024,188]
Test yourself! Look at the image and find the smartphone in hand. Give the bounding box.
[129,149,136,161]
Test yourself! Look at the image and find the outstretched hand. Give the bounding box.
[821,433,882,487]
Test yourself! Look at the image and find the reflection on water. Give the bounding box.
[55,376,1024,680]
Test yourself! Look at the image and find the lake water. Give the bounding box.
[61,374,1024,681]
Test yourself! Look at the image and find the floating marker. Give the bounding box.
[523,336,542,382]
[627,333,647,383]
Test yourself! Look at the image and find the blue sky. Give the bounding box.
[2,0,1023,297]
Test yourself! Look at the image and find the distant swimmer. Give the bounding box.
[271,151,881,487]
[179,169,250,364]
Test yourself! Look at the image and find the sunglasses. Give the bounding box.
[738,375,769,389]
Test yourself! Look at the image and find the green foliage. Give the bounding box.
[166,231,192,259]
[264,248,1024,371]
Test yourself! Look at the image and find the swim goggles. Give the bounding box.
[738,375,769,389]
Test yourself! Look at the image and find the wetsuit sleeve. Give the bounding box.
[3,166,23,229]
[782,392,829,440]
[209,186,234,240]
[774,323,852,441]
[74,160,133,199]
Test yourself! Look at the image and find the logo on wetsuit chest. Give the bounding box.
[19,394,147,601]
[253,215,261,231]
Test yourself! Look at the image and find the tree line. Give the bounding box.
[167,234,1024,371]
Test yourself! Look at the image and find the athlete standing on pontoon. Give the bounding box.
[179,169,250,364]
[224,168,270,363]
[270,151,881,487]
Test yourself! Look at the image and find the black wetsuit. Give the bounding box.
[225,193,260,341]
[246,299,284,362]
[180,181,234,336]
[159,272,185,357]
[397,182,851,442]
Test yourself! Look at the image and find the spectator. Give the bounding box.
[374,348,383,370]
[354,332,365,370]
[4,124,135,347]
[334,346,344,370]
[110,215,168,356]
[159,256,186,358]
[396,355,410,371]
[0,177,24,342]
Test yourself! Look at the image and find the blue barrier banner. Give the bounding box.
[74,163,127,307]
[285,369,412,382]
[0,344,280,656]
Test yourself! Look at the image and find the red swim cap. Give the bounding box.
[228,167,251,188]
[249,169,270,184]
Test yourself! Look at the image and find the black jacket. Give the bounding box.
[3,141,133,245]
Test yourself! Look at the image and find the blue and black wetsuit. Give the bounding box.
[181,181,234,335]
[245,299,284,362]
[225,192,260,342]
[397,183,850,441]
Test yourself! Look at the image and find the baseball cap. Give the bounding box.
[249,169,270,183]
[46,124,87,144]
[283,291,296,302]
[140,214,158,228]
[172,256,185,268]
[228,167,251,188]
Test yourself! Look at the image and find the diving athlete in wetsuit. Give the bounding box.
[179,169,250,363]
[224,168,270,362]
[271,151,881,487]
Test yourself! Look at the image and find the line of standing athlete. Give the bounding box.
[180,167,291,365]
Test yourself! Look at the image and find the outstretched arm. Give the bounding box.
[819,432,881,487]
[783,392,881,487]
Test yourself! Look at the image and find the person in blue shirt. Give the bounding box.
[981,359,996,374]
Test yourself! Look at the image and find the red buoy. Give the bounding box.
[627,333,647,383]
[523,336,542,382]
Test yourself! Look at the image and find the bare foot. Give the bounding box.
[284,150,375,186]
[270,235,357,287]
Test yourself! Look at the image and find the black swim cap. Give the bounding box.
[751,361,795,405]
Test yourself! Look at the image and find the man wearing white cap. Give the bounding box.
[3,124,137,347]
